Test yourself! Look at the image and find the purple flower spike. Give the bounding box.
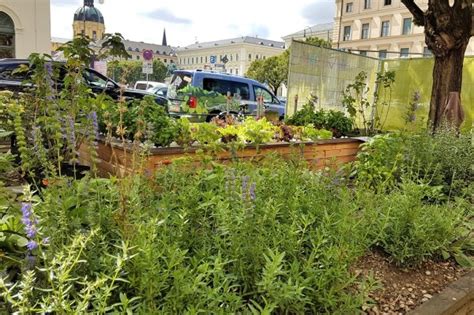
[241,176,249,200]
[26,225,37,238]
[21,203,32,226]
[42,237,50,245]
[88,111,100,140]
[26,254,36,269]
[26,240,38,251]
[249,182,256,201]
[67,116,76,149]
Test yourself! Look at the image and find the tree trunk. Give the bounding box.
[429,42,468,131]
[272,86,279,96]
[401,0,472,132]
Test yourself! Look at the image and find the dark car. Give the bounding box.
[0,59,168,107]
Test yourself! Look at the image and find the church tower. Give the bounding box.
[162,29,168,46]
[73,0,105,41]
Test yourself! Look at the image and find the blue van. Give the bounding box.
[167,70,285,121]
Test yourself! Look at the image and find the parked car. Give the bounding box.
[134,80,166,91]
[167,70,285,121]
[0,59,168,107]
[147,85,168,97]
[277,96,287,107]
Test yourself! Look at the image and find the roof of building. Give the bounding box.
[74,0,104,24]
[180,36,286,51]
[122,39,177,56]
[282,22,334,39]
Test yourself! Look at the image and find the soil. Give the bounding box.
[352,250,468,315]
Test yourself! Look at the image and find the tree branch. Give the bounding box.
[401,0,426,25]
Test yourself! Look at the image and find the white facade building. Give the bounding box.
[332,0,474,58]
[177,36,285,75]
[0,0,51,58]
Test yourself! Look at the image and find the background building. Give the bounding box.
[282,23,334,48]
[123,37,177,65]
[332,0,474,58]
[73,0,105,41]
[0,0,51,58]
[52,0,177,64]
[177,36,285,75]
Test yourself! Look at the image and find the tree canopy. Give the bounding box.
[246,50,289,95]
[304,37,332,48]
[246,37,332,95]
[107,60,168,86]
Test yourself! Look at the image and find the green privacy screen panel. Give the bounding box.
[287,40,474,131]
[287,40,379,117]
[381,57,473,132]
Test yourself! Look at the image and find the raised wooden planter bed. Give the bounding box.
[409,271,474,315]
[79,138,365,177]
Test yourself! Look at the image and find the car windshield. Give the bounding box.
[83,69,109,88]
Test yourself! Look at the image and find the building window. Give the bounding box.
[92,31,97,41]
[229,69,233,74]
[230,54,233,61]
[0,12,15,58]
[236,54,239,61]
[192,57,194,64]
[381,21,390,37]
[171,60,174,64]
[402,18,412,35]
[164,59,168,63]
[248,54,251,61]
[205,56,208,63]
[360,51,368,56]
[364,0,371,9]
[378,50,387,59]
[400,48,409,57]
[423,47,433,57]
[384,0,392,5]
[256,54,259,59]
[346,2,353,13]
[361,23,370,39]
[343,26,351,41]
[235,69,239,75]
[136,56,140,60]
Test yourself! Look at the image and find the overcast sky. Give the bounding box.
[51,0,335,47]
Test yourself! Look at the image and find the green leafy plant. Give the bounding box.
[353,129,473,197]
[342,70,395,135]
[286,102,352,137]
[239,117,277,147]
[363,179,472,266]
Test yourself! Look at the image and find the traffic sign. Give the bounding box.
[142,61,153,74]
[210,55,217,64]
[143,49,153,61]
